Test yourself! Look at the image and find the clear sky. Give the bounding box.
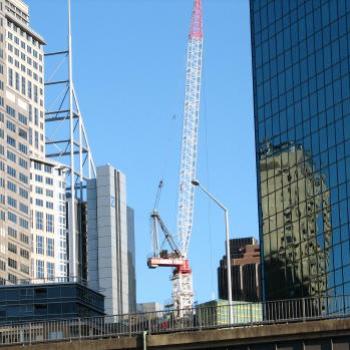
[27,0,258,305]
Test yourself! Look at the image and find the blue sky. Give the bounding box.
[28,0,258,305]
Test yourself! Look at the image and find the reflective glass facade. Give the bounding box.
[0,282,105,323]
[250,0,350,300]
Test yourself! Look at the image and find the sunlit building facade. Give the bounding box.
[0,0,46,283]
[30,159,67,281]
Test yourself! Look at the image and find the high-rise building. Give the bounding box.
[0,0,47,283]
[87,165,136,315]
[127,206,136,313]
[250,0,350,300]
[67,198,88,280]
[30,159,68,280]
[218,237,261,302]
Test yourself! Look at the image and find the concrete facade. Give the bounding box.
[3,317,350,349]
[0,0,47,283]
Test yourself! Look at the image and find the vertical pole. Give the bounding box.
[88,154,92,179]
[225,209,234,324]
[68,0,76,278]
[77,91,83,196]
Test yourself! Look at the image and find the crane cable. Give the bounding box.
[151,115,179,254]
[152,114,178,211]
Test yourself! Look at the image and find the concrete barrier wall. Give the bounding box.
[2,318,350,350]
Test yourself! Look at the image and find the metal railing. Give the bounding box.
[0,276,89,287]
[1,295,350,346]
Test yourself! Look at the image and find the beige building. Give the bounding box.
[260,143,332,299]
[0,0,69,284]
[0,0,45,283]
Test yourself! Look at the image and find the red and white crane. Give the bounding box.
[148,0,203,313]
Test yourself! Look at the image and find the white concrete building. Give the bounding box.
[30,158,67,281]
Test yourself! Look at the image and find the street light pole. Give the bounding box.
[191,180,234,325]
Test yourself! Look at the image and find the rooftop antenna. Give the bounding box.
[44,0,96,277]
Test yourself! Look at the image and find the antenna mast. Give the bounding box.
[45,0,96,278]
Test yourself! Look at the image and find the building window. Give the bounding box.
[47,262,54,279]
[35,174,43,182]
[46,214,54,233]
[35,198,43,207]
[36,260,44,279]
[8,258,17,269]
[20,248,29,260]
[7,165,16,177]
[18,143,27,154]
[19,158,28,169]
[8,242,17,254]
[34,161,41,170]
[27,80,32,98]
[8,227,17,238]
[6,106,15,118]
[19,173,28,184]
[46,238,54,257]
[7,180,16,192]
[7,135,16,148]
[36,235,44,255]
[19,218,28,229]
[19,203,28,214]
[19,187,28,199]
[15,72,19,90]
[8,67,13,86]
[7,196,16,208]
[18,113,27,125]
[7,211,17,224]
[20,233,29,245]
[35,211,43,230]
[7,150,16,162]
[8,273,17,284]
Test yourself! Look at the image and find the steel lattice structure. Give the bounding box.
[148,0,203,314]
[45,0,96,278]
[177,0,203,258]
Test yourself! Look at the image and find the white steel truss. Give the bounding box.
[174,0,203,311]
[44,0,96,278]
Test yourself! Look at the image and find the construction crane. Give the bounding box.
[148,0,203,314]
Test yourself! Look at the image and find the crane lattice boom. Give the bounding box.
[173,0,203,312]
[177,0,203,258]
[148,0,203,314]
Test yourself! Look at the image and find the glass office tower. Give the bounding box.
[250,0,350,300]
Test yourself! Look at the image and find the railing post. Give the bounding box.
[302,298,306,321]
[148,313,152,335]
[29,322,31,345]
[250,302,253,324]
[198,307,202,330]
[78,318,81,340]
